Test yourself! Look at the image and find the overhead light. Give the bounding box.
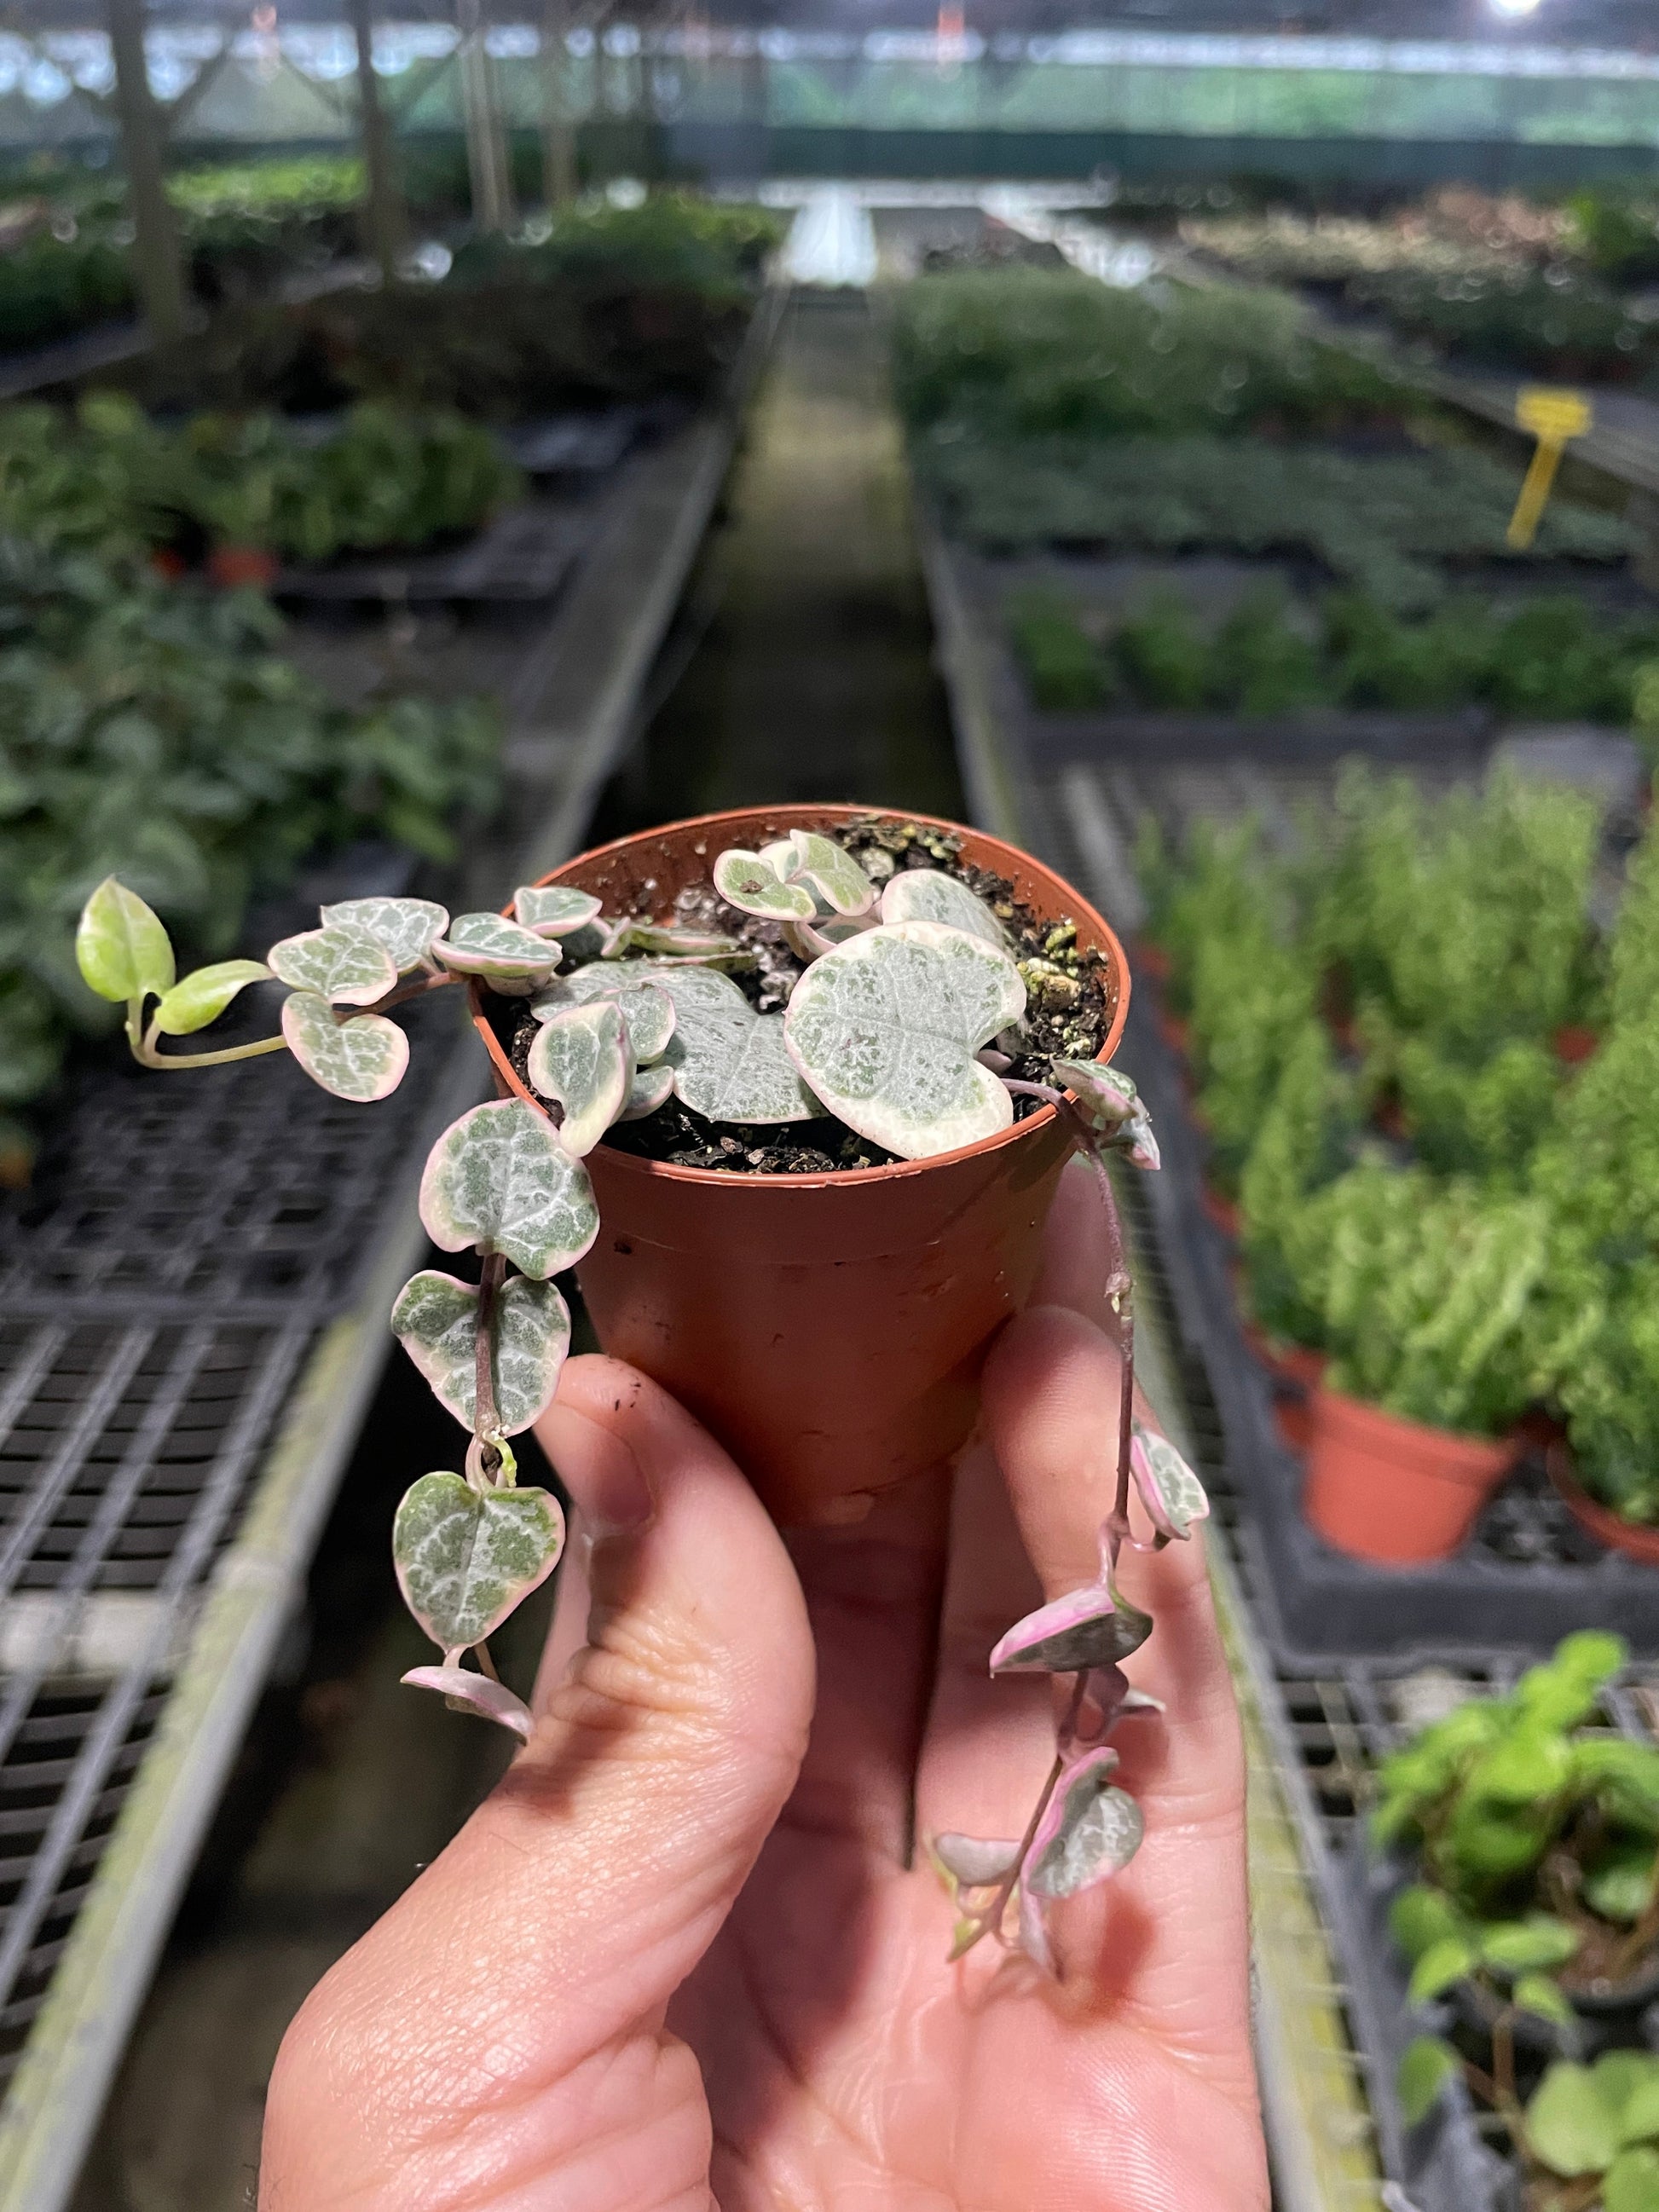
[1488,0,1541,16]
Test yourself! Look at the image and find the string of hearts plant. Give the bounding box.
[74,821,1206,1971]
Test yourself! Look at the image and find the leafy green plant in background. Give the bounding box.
[0,538,500,1147]
[1382,1634,1659,2203]
[1566,183,1659,286]
[1114,591,1210,709]
[1003,585,1113,710]
[1237,1019,1357,1347]
[891,267,1408,443]
[1349,265,1656,381]
[921,433,1635,610]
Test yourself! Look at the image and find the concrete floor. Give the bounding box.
[72,285,962,2211]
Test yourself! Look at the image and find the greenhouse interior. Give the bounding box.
[12,2,1659,2209]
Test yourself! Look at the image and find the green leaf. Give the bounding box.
[1584,1844,1658,1923]
[783,921,1028,1161]
[392,1470,564,1658]
[543,965,675,1065]
[1478,1914,1581,1975]
[419,1099,599,1279]
[1465,1726,1574,1806]
[526,1002,630,1157]
[1618,2073,1659,2148]
[713,848,815,921]
[1558,1630,1629,1684]
[1397,2036,1462,2127]
[433,911,563,984]
[1025,1753,1144,1900]
[879,866,1004,944]
[321,896,449,973]
[280,991,408,1101]
[513,884,603,938]
[1445,1805,1552,1884]
[1606,2146,1659,2212]
[1390,1885,1468,1966]
[151,959,269,1037]
[1526,2060,1621,2178]
[1513,1973,1576,2028]
[649,963,820,1124]
[1597,2053,1659,2132]
[391,1269,571,1436]
[1130,1422,1210,1539]
[788,829,876,915]
[620,1060,673,1119]
[75,876,175,1004]
[1408,1935,1478,2005]
[269,921,396,1008]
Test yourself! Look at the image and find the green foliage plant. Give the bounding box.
[72,823,1204,1983]
[1382,1634,1659,2199]
[1003,584,1113,711]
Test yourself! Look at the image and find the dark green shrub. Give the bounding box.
[1004,585,1113,711]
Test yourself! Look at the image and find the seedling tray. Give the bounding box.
[1125,989,1659,1670]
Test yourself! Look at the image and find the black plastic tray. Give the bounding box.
[1123,991,1659,1668]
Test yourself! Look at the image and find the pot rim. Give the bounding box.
[1311,1383,1521,1473]
[471,803,1130,1189]
[1547,1441,1659,1567]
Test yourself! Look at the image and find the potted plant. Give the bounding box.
[72,804,1212,1971]
[1380,1634,1659,2203]
[1275,1158,1578,1562]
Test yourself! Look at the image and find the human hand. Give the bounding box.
[260,1158,1268,2211]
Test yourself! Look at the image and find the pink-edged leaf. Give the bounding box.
[1130,1423,1211,1541]
[1072,1665,1166,1747]
[402,1665,534,1741]
[990,1580,1152,1674]
[269,921,396,1007]
[392,1470,564,1653]
[933,1834,1023,1890]
[1051,1058,1161,1171]
[280,990,409,1101]
[525,1000,630,1157]
[433,911,563,985]
[1026,1748,1144,1902]
[513,885,603,939]
[419,1100,598,1278]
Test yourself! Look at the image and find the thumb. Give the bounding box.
[260,1355,813,2212]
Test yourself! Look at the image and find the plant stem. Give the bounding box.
[1609,1847,1659,1983]
[958,1674,1090,1959]
[474,1252,506,1480]
[136,1028,292,1071]
[474,1639,501,1683]
[367,970,463,1017]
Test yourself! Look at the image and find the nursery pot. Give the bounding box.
[1303,1388,1521,1564]
[1238,1308,1326,1451]
[473,805,1130,1528]
[1547,1443,1659,1568]
[207,544,280,591]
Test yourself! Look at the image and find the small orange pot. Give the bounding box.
[1240,1314,1326,1450]
[472,805,1130,1528]
[1303,1387,1520,1564]
[1134,938,1173,986]
[1547,1444,1659,1567]
[207,543,279,590]
[1155,1006,1190,1060]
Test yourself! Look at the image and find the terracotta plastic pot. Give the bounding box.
[1200,1184,1240,1241]
[1154,1006,1190,1060]
[1134,938,1173,987]
[1547,1443,1659,1568]
[1303,1387,1520,1564]
[1239,1313,1326,1451]
[472,805,1130,1528]
[207,543,279,591]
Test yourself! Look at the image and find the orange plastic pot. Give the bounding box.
[207,544,279,590]
[1547,1444,1659,1567]
[472,805,1130,1527]
[1303,1386,1520,1564]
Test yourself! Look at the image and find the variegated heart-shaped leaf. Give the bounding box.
[990,1580,1152,1674]
[76,877,175,1004]
[1025,1751,1144,1901]
[434,912,563,985]
[321,897,449,973]
[652,963,819,1123]
[391,1268,572,1435]
[880,868,1005,945]
[1130,1424,1210,1540]
[281,990,409,1100]
[401,1663,534,1739]
[393,1470,564,1657]
[537,963,675,1064]
[714,848,816,921]
[526,1001,630,1156]
[419,1099,598,1277]
[783,921,1026,1161]
[513,884,604,938]
[789,830,876,915]
[151,960,269,1036]
[269,922,396,1007]
[1052,1059,1160,1173]
[614,920,741,958]
[619,1060,674,1119]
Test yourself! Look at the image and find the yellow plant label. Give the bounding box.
[1515,387,1593,442]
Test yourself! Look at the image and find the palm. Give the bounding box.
[673,1450,1264,2212]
